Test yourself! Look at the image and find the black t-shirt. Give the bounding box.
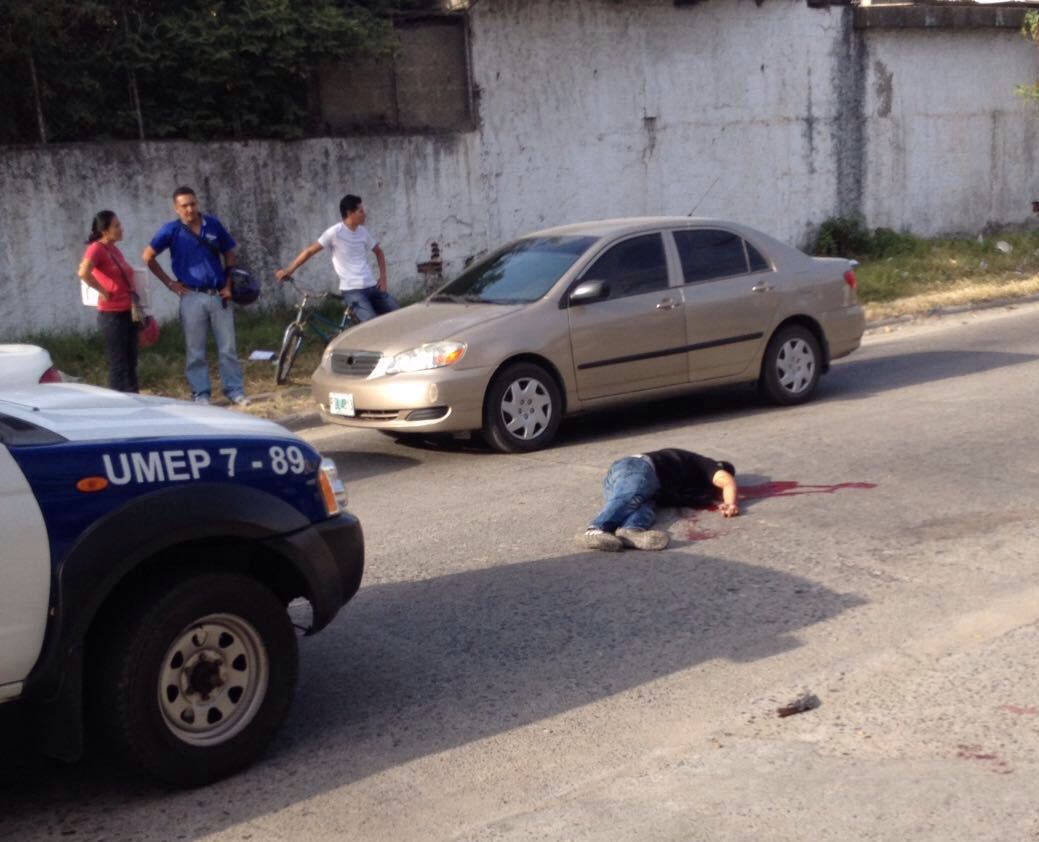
[644,449,735,507]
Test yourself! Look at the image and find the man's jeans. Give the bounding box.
[179,290,245,398]
[343,286,400,322]
[590,456,660,532]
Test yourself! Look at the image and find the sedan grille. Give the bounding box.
[331,350,382,378]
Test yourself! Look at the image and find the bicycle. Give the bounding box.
[275,278,360,384]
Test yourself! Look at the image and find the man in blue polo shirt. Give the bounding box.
[143,186,249,406]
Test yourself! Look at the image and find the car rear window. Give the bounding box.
[673,228,750,283]
[433,236,598,303]
[747,241,771,272]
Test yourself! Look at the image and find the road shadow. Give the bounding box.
[1,551,865,838]
[554,348,1039,448]
[819,349,1039,400]
[319,449,422,481]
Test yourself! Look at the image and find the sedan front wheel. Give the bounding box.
[483,362,562,453]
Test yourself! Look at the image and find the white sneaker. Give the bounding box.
[193,394,211,405]
[231,394,252,407]
[577,528,624,552]
[615,527,670,551]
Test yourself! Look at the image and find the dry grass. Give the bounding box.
[863,274,1039,321]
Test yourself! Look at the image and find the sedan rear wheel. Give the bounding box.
[760,325,821,405]
[483,362,562,453]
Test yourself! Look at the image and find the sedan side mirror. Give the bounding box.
[568,279,609,306]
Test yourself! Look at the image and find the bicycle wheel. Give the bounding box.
[275,324,304,385]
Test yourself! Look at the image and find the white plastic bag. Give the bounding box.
[80,279,99,307]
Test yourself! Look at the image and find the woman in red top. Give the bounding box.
[77,211,139,392]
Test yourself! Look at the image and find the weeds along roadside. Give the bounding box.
[16,230,1039,397]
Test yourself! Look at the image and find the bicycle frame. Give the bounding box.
[289,285,356,345]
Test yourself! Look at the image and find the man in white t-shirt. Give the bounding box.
[276,194,400,322]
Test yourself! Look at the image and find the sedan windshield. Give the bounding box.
[431,236,598,304]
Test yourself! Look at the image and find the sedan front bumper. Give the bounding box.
[311,363,492,434]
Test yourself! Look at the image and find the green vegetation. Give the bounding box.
[0,0,433,144]
[1017,10,1039,102]
[19,228,1039,400]
[811,217,1039,304]
[21,304,328,400]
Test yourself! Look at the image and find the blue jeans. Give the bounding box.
[344,286,400,322]
[179,291,245,399]
[590,456,660,532]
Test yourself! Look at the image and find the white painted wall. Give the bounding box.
[0,0,1035,336]
[862,28,1039,233]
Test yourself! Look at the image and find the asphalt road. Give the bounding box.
[4,302,1039,841]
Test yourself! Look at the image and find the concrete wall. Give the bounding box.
[861,27,1039,233]
[1,0,1036,336]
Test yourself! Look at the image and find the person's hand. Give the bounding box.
[719,501,740,518]
[275,269,289,282]
[169,281,188,297]
[378,275,388,292]
[99,289,112,302]
[219,285,232,300]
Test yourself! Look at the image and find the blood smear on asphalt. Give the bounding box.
[681,480,877,541]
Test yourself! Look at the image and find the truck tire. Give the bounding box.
[92,570,298,787]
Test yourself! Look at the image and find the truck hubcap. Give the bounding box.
[157,614,269,746]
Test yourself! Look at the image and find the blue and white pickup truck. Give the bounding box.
[0,384,364,786]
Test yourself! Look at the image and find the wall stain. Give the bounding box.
[873,60,894,118]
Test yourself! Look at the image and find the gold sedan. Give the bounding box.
[312,217,864,452]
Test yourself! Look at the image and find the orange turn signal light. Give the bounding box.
[76,476,109,493]
[317,469,341,516]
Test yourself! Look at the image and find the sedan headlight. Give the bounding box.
[373,341,467,376]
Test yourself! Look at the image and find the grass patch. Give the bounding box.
[17,232,1039,406]
[812,217,1039,307]
[18,303,343,399]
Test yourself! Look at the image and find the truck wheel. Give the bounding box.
[92,571,298,787]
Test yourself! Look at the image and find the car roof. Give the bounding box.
[526,216,753,239]
[523,216,807,264]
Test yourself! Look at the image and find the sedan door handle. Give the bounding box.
[655,298,680,311]
[751,282,775,293]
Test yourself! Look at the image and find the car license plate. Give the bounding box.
[329,392,355,417]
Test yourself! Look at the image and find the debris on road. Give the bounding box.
[776,692,821,718]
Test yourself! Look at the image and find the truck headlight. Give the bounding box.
[317,457,347,516]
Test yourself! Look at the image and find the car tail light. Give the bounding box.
[38,366,62,383]
[842,269,857,290]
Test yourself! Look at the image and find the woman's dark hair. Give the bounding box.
[86,210,117,244]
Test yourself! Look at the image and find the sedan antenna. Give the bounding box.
[687,176,720,217]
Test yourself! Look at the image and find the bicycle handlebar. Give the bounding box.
[280,276,343,301]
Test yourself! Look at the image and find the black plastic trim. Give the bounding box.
[576,332,763,371]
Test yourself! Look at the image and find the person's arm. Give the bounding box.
[220,248,236,299]
[373,243,388,291]
[713,469,739,517]
[275,242,323,281]
[142,245,188,297]
[76,255,111,301]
